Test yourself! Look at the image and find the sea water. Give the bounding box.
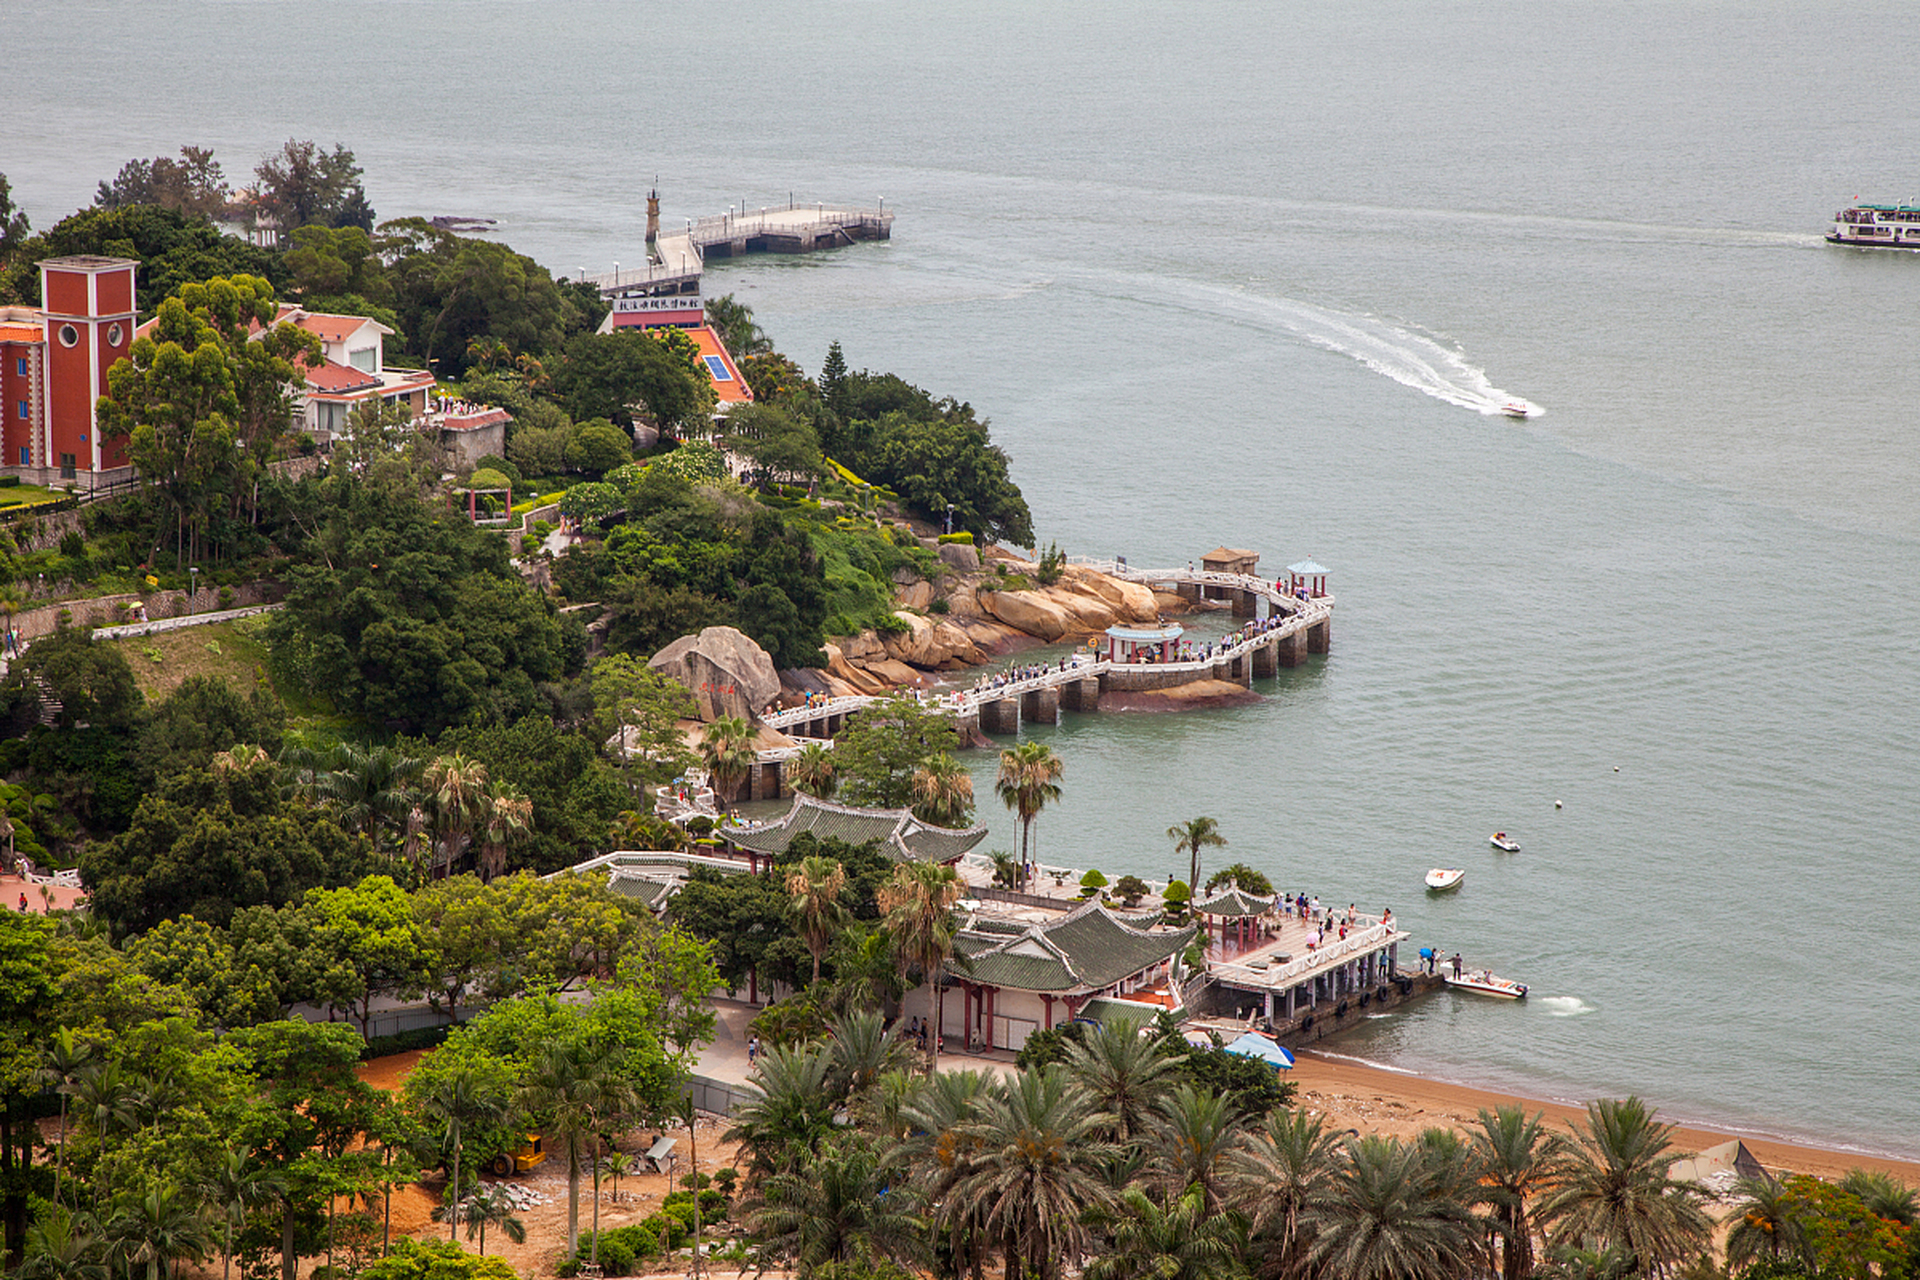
[8,0,1920,1158]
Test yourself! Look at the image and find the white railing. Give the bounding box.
[1210,922,1403,989]
[686,207,888,247]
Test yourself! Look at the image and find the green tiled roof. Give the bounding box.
[609,875,675,909]
[952,899,1195,995]
[1076,996,1165,1026]
[724,795,987,864]
[1192,886,1271,917]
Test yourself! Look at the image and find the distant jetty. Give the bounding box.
[579,192,893,298]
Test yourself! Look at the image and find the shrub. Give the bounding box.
[927,596,949,614]
[217,586,234,610]
[1113,874,1151,908]
[475,454,523,485]
[468,467,513,492]
[1078,868,1108,898]
[1036,540,1065,586]
[714,1168,738,1196]
[936,531,974,545]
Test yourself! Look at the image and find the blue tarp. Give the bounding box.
[1224,1031,1295,1069]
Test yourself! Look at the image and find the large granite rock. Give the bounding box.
[1059,566,1159,623]
[649,626,782,722]
[979,589,1076,642]
[882,611,984,669]
[895,579,934,611]
[937,542,980,571]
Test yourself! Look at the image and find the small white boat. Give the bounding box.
[1446,969,1528,999]
[1425,867,1465,891]
[1490,832,1520,852]
[1501,400,1530,419]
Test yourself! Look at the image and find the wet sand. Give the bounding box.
[1290,1048,1920,1183]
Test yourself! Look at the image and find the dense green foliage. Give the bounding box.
[0,204,286,313]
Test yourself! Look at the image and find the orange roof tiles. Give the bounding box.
[688,325,754,404]
[0,324,41,344]
[303,358,383,394]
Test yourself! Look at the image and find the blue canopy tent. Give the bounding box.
[1224,1030,1295,1069]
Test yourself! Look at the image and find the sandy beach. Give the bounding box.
[1290,1048,1920,1185]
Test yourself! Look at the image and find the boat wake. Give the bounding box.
[1537,996,1595,1018]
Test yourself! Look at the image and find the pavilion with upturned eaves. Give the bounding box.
[721,794,988,874]
[1192,884,1277,957]
[944,897,1197,1052]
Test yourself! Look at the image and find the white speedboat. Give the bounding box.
[1501,400,1530,419]
[1447,969,1528,999]
[1490,832,1520,852]
[1425,867,1465,891]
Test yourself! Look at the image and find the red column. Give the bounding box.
[1043,994,1054,1030]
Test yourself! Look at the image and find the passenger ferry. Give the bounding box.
[1828,202,1920,248]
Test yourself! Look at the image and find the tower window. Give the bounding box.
[13,358,24,377]
[17,447,28,466]
[57,324,79,348]
[107,323,124,347]
[15,401,26,421]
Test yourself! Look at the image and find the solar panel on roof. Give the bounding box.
[702,355,731,380]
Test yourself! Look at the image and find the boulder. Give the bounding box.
[861,656,926,688]
[895,579,934,611]
[937,542,980,571]
[780,667,835,701]
[944,582,984,618]
[839,630,887,662]
[649,626,782,722]
[826,646,892,695]
[1039,587,1118,632]
[882,612,987,669]
[979,589,1076,642]
[1060,566,1159,623]
[953,616,1037,657]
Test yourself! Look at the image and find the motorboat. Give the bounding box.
[1501,400,1531,419]
[1424,867,1465,891]
[1490,832,1520,852]
[1446,969,1528,999]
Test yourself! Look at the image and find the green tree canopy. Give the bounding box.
[828,696,959,811]
[252,140,372,232]
[0,204,285,313]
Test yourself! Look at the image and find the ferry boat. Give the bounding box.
[1446,968,1528,999]
[1828,202,1920,248]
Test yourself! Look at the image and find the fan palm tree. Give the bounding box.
[37,1029,95,1208]
[1471,1106,1567,1280]
[995,740,1063,886]
[1226,1108,1342,1280]
[211,743,273,775]
[783,742,838,800]
[785,855,849,986]
[875,861,964,1073]
[1721,1176,1810,1270]
[723,1043,839,1187]
[1087,1183,1251,1280]
[700,715,757,804]
[950,1066,1119,1280]
[104,1184,213,1280]
[1143,1085,1249,1216]
[1306,1133,1483,1280]
[1166,817,1228,898]
[514,1039,636,1254]
[434,1184,525,1257]
[912,752,975,828]
[419,1065,509,1242]
[423,753,490,874]
[1063,1016,1179,1144]
[198,1146,283,1280]
[1539,1097,1713,1278]
[744,1134,927,1277]
[478,781,533,882]
[604,1151,632,1204]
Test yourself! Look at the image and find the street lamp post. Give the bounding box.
[189,567,198,613]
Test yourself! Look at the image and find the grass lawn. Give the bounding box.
[104,614,344,726]
[0,483,71,511]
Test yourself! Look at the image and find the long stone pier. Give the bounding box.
[759,566,1332,752]
[580,203,893,296]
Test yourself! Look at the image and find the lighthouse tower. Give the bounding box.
[645,187,662,265]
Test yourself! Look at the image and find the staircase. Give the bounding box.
[31,677,61,727]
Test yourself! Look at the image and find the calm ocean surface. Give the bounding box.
[9,0,1920,1157]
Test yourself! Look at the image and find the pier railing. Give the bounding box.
[1209,922,1403,990]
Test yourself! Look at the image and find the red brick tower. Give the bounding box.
[38,255,138,478]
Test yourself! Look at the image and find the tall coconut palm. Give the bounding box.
[1471,1106,1567,1280]
[1226,1108,1342,1280]
[785,855,849,986]
[1086,1184,1251,1280]
[1063,1016,1179,1144]
[700,716,757,804]
[1306,1133,1483,1280]
[1721,1176,1810,1271]
[198,1146,283,1280]
[1539,1097,1712,1278]
[419,1065,509,1242]
[513,1039,636,1255]
[875,861,964,1074]
[783,743,838,800]
[1142,1085,1249,1216]
[723,1043,839,1188]
[995,741,1063,886]
[423,753,490,875]
[949,1066,1119,1280]
[37,1030,95,1208]
[744,1133,927,1276]
[477,781,533,882]
[1166,816,1228,898]
[912,752,975,828]
[104,1184,212,1280]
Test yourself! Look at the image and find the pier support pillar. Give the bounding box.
[752,761,783,801]
[1251,639,1278,678]
[1176,581,1201,605]
[1309,617,1332,655]
[1229,654,1251,687]
[1276,630,1307,668]
[1021,685,1060,725]
[978,697,1020,736]
[1232,588,1257,618]
[1388,942,1398,975]
[1059,677,1102,713]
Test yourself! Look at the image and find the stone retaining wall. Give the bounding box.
[8,580,284,642]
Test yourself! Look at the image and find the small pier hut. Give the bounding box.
[1286,559,1329,598]
[723,794,988,874]
[946,898,1197,1052]
[1193,885,1275,956]
[1105,622,1184,664]
[1201,547,1260,576]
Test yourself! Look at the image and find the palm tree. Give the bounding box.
[912,752,975,828]
[700,715,757,804]
[744,1134,926,1277]
[949,1066,1118,1280]
[604,1151,632,1204]
[478,781,533,882]
[785,855,849,986]
[423,752,490,875]
[1471,1106,1567,1280]
[20,1205,106,1280]
[818,924,911,1019]
[104,1184,213,1280]
[1062,1016,1179,1144]
[1226,1108,1341,1280]
[995,740,1063,886]
[1167,817,1228,898]
[211,744,273,775]
[37,1030,95,1208]
[70,1061,140,1206]
[783,742,838,800]
[722,1043,839,1188]
[434,1184,525,1257]
[826,1009,913,1102]
[1142,1085,1249,1216]
[1539,1097,1712,1278]
[670,1093,706,1279]
[418,1065,509,1243]
[514,1038,637,1255]
[1839,1168,1918,1225]
[198,1147,283,1280]
[875,861,964,1073]
[1086,1184,1250,1280]
[1305,1133,1483,1280]
[1721,1176,1810,1271]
